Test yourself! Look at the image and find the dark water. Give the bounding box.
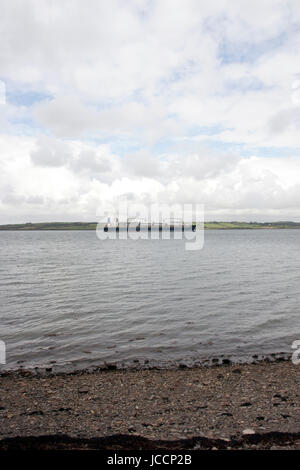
[0,230,300,371]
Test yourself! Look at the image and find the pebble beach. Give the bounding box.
[0,360,299,450]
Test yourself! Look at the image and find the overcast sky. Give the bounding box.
[1,0,300,223]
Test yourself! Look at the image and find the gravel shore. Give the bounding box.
[0,361,299,450]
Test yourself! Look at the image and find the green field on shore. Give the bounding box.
[1,221,300,230]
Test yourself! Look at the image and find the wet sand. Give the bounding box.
[0,361,300,450]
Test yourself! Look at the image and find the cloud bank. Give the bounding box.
[1,0,300,222]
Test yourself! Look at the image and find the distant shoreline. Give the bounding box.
[1,221,300,230]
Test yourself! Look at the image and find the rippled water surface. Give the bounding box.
[1,230,300,370]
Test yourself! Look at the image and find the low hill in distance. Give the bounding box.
[1,221,300,230]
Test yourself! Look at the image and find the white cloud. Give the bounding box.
[1,1,300,222]
[1,135,300,223]
[30,136,71,167]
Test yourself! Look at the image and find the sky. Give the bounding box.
[1,0,300,223]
